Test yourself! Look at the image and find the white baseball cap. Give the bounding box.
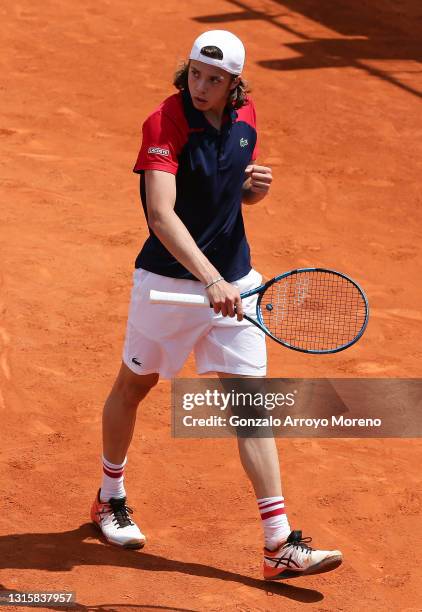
[189,30,245,75]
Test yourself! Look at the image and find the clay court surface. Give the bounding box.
[1,0,422,610]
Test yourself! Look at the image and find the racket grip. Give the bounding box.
[149,289,210,307]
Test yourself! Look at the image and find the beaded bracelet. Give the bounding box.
[204,276,224,289]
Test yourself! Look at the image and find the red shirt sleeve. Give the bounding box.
[133,110,185,175]
[250,100,258,161]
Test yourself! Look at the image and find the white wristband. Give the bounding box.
[204,276,224,290]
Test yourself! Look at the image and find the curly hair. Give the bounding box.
[173,48,250,110]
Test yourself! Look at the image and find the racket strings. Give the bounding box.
[261,271,367,352]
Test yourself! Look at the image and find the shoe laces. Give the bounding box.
[108,497,134,529]
[284,530,313,554]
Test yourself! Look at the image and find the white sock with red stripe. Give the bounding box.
[258,496,291,551]
[100,455,127,502]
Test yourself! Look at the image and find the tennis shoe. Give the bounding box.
[90,489,146,549]
[263,530,342,580]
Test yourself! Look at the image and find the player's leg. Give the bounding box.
[195,268,342,578]
[92,268,213,549]
[91,363,158,549]
[217,369,343,579]
[102,361,159,464]
[227,401,282,499]
[216,371,290,543]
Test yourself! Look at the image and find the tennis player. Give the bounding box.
[91,30,342,580]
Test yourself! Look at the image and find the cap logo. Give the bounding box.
[200,45,223,60]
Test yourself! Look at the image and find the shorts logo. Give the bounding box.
[240,138,248,147]
[132,357,142,366]
[148,146,170,156]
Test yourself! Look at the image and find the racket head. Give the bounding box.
[252,268,369,354]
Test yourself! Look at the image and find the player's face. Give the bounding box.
[188,60,239,113]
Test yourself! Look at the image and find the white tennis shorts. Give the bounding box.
[122,268,267,379]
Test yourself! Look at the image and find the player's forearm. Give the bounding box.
[149,211,221,285]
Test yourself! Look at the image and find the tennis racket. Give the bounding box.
[149,268,369,354]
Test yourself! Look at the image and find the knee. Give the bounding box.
[112,368,159,406]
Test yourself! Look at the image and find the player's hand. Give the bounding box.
[206,280,243,321]
[245,164,272,194]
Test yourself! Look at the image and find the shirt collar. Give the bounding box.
[182,90,238,132]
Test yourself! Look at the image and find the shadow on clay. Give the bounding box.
[0,524,325,606]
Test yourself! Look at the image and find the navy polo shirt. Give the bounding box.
[133,90,258,282]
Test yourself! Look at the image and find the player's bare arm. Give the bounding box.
[242,163,273,205]
[145,170,243,319]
